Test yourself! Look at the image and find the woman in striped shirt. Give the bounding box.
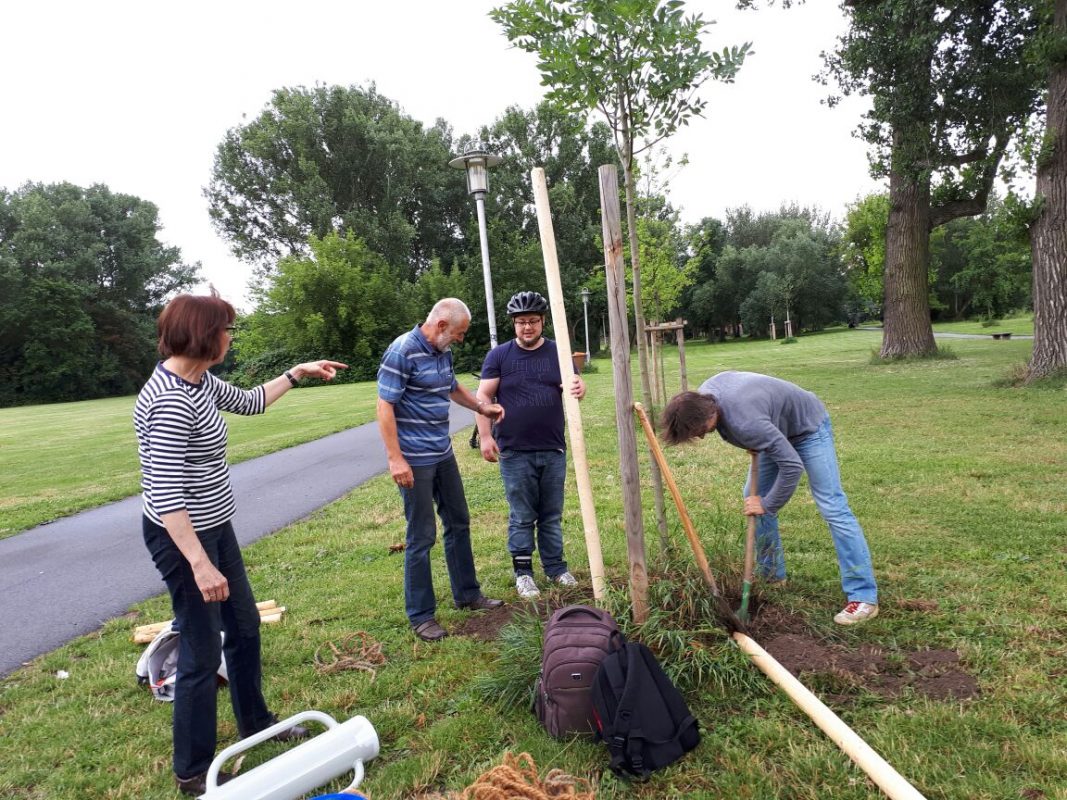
[134,292,346,796]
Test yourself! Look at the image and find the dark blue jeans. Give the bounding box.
[498,449,568,578]
[143,517,272,779]
[399,454,482,625]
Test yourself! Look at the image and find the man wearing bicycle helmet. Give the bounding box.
[475,290,586,599]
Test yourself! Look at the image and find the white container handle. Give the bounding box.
[206,710,339,790]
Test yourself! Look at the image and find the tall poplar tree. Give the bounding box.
[821,1,1043,358]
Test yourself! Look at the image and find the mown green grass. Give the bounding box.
[1,330,1065,799]
[0,382,380,538]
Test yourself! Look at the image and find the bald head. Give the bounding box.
[426,298,471,327]
[422,298,472,352]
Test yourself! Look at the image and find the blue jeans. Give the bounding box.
[399,454,482,625]
[142,517,272,779]
[498,449,568,579]
[744,416,878,603]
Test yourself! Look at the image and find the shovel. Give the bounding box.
[737,452,759,622]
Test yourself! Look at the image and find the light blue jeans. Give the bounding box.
[745,416,878,603]
[498,449,568,579]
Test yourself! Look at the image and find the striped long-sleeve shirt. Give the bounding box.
[377,325,458,466]
[134,363,266,530]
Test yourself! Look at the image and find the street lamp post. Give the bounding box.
[449,148,502,347]
[581,287,591,357]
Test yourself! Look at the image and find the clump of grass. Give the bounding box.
[471,609,544,711]
[869,345,958,364]
[994,362,1067,389]
[602,555,765,696]
[781,336,798,345]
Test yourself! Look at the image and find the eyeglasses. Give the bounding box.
[513,318,543,329]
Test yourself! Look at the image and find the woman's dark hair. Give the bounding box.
[157,294,235,361]
[661,391,719,445]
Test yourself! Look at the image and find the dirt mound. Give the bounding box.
[762,633,978,701]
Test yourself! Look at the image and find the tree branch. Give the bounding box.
[928,134,1008,229]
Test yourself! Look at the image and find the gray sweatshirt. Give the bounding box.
[699,371,828,514]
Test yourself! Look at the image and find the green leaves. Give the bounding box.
[0,183,198,406]
[492,0,751,157]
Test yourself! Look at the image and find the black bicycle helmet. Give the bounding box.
[506,291,549,317]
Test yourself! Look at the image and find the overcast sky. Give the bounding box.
[1,0,883,308]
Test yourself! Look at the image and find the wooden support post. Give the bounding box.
[598,164,648,622]
[676,318,688,392]
[531,168,605,601]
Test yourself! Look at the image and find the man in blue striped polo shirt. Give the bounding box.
[377,298,506,642]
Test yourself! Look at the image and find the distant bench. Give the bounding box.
[991,332,1013,340]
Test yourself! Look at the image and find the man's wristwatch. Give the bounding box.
[284,370,299,387]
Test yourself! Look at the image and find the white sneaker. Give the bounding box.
[515,574,540,599]
[834,601,879,625]
[553,571,578,586]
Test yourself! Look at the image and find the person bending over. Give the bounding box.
[661,371,879,625]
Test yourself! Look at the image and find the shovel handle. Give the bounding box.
[633,402,720,595]
[743,453,759,587]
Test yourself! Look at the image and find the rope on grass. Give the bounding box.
[461,752,594,800]
[314,632,386,677]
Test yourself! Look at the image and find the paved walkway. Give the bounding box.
[0,407,475,677]
[857,327,1033,340]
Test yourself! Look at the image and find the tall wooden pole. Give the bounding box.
[676,318,688,392]
[598,165,648,622]
[531,168,605,601]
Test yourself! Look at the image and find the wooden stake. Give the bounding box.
[531,167,606,601]
[733,632,928,800]
[598,164,648,622]
[633,403,718,595]
[133,602,285,644]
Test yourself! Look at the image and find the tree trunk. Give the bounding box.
[880,159,938,358]
[1026,0,1067,381]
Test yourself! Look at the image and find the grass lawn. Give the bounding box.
[0,381,381,538]
[1,330,1064,799]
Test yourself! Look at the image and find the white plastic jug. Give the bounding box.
[199,711,379,800]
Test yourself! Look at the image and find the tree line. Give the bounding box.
[3,0,1064,406]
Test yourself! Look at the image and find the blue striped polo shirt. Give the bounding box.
[377,325,458,466]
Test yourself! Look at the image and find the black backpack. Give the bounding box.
[590,641,701,779]
[533,605,622,738]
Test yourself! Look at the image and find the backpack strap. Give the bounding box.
[608,644,653,779]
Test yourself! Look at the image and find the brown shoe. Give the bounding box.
[413,618,448,641]
[456,595,504,611]
[175,770,232,795]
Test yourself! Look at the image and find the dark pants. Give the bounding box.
[143,517,272,778]
[399,454,482,625]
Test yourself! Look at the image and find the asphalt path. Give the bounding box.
[0,406,476,678]
[856,327,1033,340]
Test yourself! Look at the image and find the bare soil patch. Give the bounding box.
[725,594,979,701]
